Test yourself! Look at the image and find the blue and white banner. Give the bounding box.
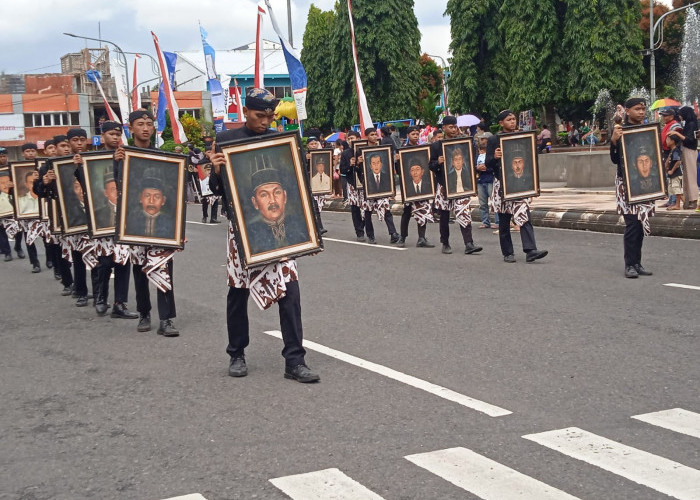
[264,0,307,120]
[155,50,178,137]
[200,26,226,133]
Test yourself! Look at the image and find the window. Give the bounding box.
[178,109,201,119]
[70,112,80,125]
[22,112,77,127]
[265,86,291,99]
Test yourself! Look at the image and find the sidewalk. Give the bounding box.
[324,182,700,239]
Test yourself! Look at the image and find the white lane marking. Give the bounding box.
[270,468,385,500]
[632,408,700,439]
[405,447,579,500]
[160,495,207,500]
[323,237,406,250]
[264,330,511,417]
[523,427,700,500]
[663,283,700,291]
[186,220,218,226]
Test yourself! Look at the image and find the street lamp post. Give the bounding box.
[123,51,161,80]
[63,32,132,111]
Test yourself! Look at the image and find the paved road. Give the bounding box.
[1,207,698,500]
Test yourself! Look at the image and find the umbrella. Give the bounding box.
[650,98,680,110]
[325,132,346,143]
[456,114,481,127]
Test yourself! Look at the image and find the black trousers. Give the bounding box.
[202,196,219,219]
[72,251,88,297]
[58,253,73,287]
[438,209,473,245]
[47,243,61,269]
[0,227,9,255]
[95,256,131,304]
[226,281,306,367]
[363,209,396,237]
[623,214,644,267]
[133,260,176,320]
[498,212,537,256]
[14,231,39,265]
[312,197,324,230]
[351,205,365,237]
[400,205,426,239]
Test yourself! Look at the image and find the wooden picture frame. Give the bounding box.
[0,167,14,219]
[441,137,477,199]
[48,198,62,234]
[398,145,435,203]
[361,145,395,200]
[309,149,334,196]
[352,139,368,189]
[500,131,540,201]
[116,147,187,249]
[52,156,89,235]
[620,122,666,204]
[218,131,322,269]
[10,161,40,220]
[80,151,119,238]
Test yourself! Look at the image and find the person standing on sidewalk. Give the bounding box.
[668,106,698,210]
[610,98,655,278]
[475,134,499,229]
[659,108,682,208]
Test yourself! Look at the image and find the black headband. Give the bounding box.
[624,98,645,109]
[497,109,515,122]
[67,128,87,139]
[129,109,154,124]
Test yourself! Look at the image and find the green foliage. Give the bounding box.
[418,54,444,101]
[159,139,178,152]
[179,113,203,147]
[417,92,441,125]
[301,5,336,130]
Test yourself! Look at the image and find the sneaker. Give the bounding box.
[75,296,89,307]
[61,285,74,296]
[228,356,248,377]
[137,314,151,332]
[284,364,320,383]
[390,232,400,244]
[525,250,548,262]
[625,265,639,278]
[503,254,516,263]
[397,236,406,248]
[416,237,434,248]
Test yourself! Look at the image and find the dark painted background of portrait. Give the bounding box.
[624,130,662,197]
[57,162,87,228]
[502,137,535,193]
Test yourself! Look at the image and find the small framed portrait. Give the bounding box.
[441,138,477,199]
[0,167,15,219]
[52,156,89,235]
[309,149,334,196]
[361,145,395,200]
[500,131,540,201]
[620,123,666,203]
[116,147,187,249]
[218,131,322,269]
[10,161,40,220]
[80,151,119,237]
[352,139,368,190]
[398,145,435,203]
[39,198,50,222]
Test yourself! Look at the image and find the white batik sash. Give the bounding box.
[615,176,655,236]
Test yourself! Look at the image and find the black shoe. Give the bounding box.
[3,254,12,262]
[53,270,61,280]
[416,237,435,248]
[525,249,548,262]
[368,237,376,244]
[390,232,400,244]
[504,254,516,263]
[157,319,180,337]
[71,288,79,298]
[625,265,639,278]
[397,236,406,248]
[284,364,320,383]
[16,250,25,259]
[634,264,653,276]
[75,296,89,307]
[31,265,41,273]
[137,314,151,332]
[465,242,482,254]
[229,356,248,377]
[356,235,366,242]
[61,285,74,296]
[202,217,207,223]
[95,301,109,316]
[442,244,452,254]
[111,302,139,319]
[46,259,53,269]
[209,218,221,224]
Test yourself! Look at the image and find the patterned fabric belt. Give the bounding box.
[490,179,531,226]
[435,186,472,228]
[615,176,655,236]
[313,195,327,213]
[410,200,434,225]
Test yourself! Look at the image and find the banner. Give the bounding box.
[255,2,266,88]
[264,0,308,120]
[200,26,226,133]
[110,54,131,133]
[86,68,128,143]
[0,114,24,141]
[152,32,188,144]
[233,78,244,123]
[347,0,373,135]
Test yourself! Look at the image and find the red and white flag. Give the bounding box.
[88,64,128,144]
[131,54,141,112]
[347,0,373,136]
[233,78,244,123]
[254,2,266,88]
[151,31,188,144]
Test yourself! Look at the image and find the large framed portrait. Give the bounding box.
[442,138,477,199]
[218,131,322,269]
[52,156,89,235]
[116,147,186,249]
[361,145,395,200]
[0,167,14,219]
[309,149,334,196]
[620,123,666,204]
[500,131,540,201]
[352,139,368,189]
[80,151,119,237]
[10,161,40,220]
[398,145,435,203]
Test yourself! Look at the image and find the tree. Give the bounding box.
[417,54,444,125]
[300,5,336,130]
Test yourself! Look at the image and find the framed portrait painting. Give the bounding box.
[620,123,666,204]
[48,198,62,234]
[80,151,119,237]
[0,167,14,219]
[500,131,540,201]
[309,149,334,196]
[441,138,476,199]
[218,131,322,269]
[52,156,89,235]
[361,145,395,200]
[352,139,368,189]
[398,145,435,203]
[10,161,40,220]
[116,147,186,249]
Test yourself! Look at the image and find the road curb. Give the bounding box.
[323,200,700,240]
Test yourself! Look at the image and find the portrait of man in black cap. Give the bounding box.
[310,152,332,194]
[93,164,118,230]
[125,167,175,239]
[631,146,661,196]
[503,137,535,195]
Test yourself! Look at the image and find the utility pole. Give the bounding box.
[650,0,655,103]
[287,0,294,48]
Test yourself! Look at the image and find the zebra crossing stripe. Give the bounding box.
[523,427,700,500]
[269,468,385,500]
[632,408,700,439]
[263,330,512,417]
[405,447,579,499]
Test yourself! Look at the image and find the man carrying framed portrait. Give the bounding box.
[208,87,320,384]
[304,135,328,235]
[339,130,371,241]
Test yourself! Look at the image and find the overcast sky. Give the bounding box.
[0,0,451,78]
